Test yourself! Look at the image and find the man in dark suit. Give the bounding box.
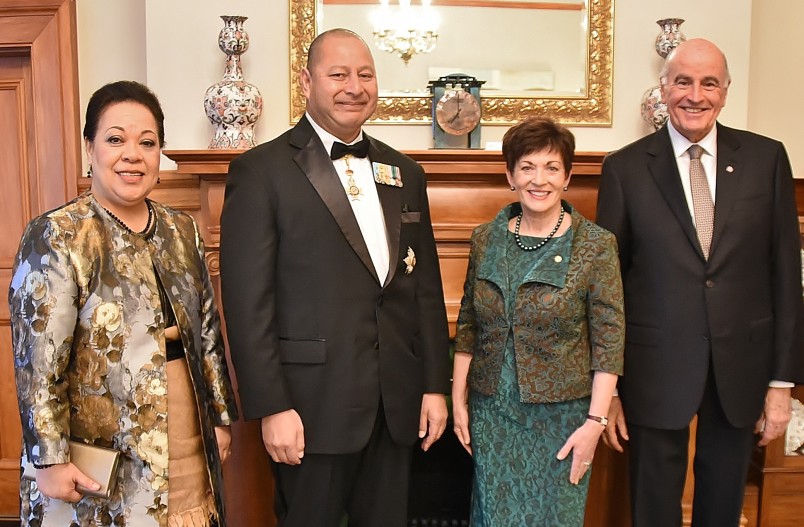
[597,38,803,527]
[220,28,450,527]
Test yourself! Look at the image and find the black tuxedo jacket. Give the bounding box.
[220,117,450,453]
[597,123,803,429]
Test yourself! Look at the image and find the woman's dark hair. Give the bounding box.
[83,81,165,147]
[502,117,575,174]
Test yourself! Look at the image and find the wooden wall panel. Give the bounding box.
[0,53,33,522]
[0,74,30,268]
[0,327,21,516]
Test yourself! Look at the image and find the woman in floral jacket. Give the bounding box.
[9,81,238,526]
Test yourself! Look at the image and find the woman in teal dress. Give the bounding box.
[452,117,625,526]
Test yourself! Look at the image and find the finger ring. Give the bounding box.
[583,460,592,467]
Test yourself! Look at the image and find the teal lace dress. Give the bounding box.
[469,228,591,527]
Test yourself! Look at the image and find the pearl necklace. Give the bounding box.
[514,207,565,251]
[102,201,154,238]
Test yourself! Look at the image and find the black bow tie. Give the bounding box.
[331,138,370,160]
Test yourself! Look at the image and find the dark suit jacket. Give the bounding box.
[597,123,803,430]
[220,117,450,454]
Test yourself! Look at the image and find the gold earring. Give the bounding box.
[563,186,568,191]
[510,185,516,191]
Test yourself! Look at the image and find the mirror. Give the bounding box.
[289,0,613,125]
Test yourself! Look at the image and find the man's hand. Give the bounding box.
[261,409,305,464]
[755,387,792,447]
[419,393,448,452]
[601,396,629,453]
[35,463,100,502]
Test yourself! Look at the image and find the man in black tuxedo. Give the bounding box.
[597,38,803,527]
[220,29,450,527]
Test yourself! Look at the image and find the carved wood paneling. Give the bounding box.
[0,67,32,509]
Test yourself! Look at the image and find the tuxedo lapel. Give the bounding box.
[648,127,703,258]
[291,119,379,283]
[368,138,401,287]
[710,124,743,259]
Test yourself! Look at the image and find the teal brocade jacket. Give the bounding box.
[454,202,625,403]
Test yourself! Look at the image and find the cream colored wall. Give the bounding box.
[748,0,803,178]
[76,0,799,179]
[76,0,147,160]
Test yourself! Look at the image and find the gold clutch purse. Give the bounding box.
[23,441,121,499]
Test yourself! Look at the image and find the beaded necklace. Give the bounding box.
[102,200,154,238]
[514,207,565,251]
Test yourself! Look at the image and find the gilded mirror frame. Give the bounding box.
[289,0,613,125]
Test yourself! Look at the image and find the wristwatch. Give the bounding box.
[587,414,608,426]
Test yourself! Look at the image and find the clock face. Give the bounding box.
[435,89,481,136]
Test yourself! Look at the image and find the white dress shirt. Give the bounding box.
[306,114,390,284]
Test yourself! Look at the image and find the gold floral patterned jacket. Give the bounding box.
[9,192,238,526]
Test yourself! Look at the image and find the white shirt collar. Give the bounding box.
[666,120,718,159]
[305,112,365,158]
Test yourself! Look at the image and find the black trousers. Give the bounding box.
[628,368,756,527]
[272,405,413,527]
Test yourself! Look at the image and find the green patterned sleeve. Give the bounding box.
[454,230,481,355]
[587,231,625,375]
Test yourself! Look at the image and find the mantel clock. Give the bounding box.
[428,74,485,149]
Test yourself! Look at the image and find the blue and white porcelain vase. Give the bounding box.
[204,15,263,149]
